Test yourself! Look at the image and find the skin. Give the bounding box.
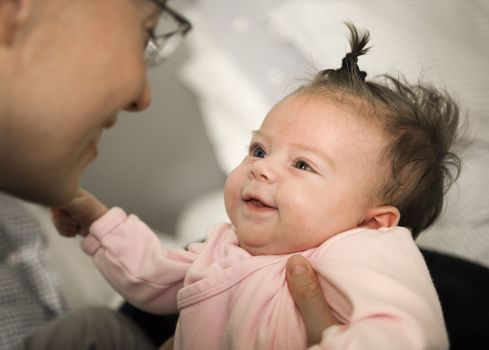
[286,254,338,346]
[0,0,157,206]
[224,93,400,256]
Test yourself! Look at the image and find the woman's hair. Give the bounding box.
[296,22,462,238]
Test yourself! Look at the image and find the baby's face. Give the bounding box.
[224,93,389,255]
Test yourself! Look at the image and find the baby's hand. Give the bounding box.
[51,189,108,238]
[51,208,86,237]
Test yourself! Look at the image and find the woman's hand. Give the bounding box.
[286,254,339,346]
[51,188,108,237]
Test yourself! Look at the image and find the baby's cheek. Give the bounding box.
[223,180,239,222]
[281,201,329,246]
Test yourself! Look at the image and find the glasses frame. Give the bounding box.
[145,1,192,66]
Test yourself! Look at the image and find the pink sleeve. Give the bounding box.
[309,228,448,350]
[81,207,201,314]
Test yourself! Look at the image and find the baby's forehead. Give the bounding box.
[259,94,387,149]
[265,92,383,131]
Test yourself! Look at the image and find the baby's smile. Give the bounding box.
[242,193,277,212]
[246,198,273,209]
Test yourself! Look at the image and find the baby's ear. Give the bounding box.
[0,0,28,45]
[360,206,400,229]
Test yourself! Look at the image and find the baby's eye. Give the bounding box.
[294,160,314,172]
[249,144,266,158]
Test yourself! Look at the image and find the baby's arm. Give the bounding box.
[81,208,197,314]
[51,189,198,314]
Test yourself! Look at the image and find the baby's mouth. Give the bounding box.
[244,196,276,211]
[247,198,270,208]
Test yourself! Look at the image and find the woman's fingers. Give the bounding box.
[286,254,338,346]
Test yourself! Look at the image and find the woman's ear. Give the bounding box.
[360,206,401,229]
[0,0,28,45]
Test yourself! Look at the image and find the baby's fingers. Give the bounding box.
[51,209,81,237]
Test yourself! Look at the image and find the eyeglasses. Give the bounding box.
[145,2,192,66]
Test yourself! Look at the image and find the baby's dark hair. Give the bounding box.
[296,22,461,238]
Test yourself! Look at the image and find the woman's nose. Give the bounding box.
[124,77,151,112]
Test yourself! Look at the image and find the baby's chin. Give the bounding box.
[238,239,312,256]
[234,225,322,256]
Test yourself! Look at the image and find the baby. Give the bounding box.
[53,23,459,349]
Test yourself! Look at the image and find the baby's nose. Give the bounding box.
[249,158,277,182]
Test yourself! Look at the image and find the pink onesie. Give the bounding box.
[82,207,448,350]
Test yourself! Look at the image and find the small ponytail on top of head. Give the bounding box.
[340,22,370,81]
[312,22,371,90]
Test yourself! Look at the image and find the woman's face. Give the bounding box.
[0,0,158,205]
